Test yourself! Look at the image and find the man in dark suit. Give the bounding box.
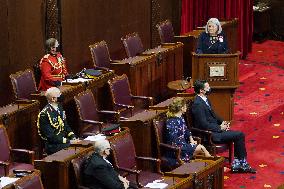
[83,139,137,189]
[191,80,256,173]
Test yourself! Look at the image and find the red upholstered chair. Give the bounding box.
[156,20,175,43]
[10,69,38,100]
[74,90,120,137]
[121,32,144,58]
[185,100,233,163]
[71,155,91,189]
[108,74,153,119]
[153,114,183,172]
[89,40,117,71]
[110,131,162,187]
[0,125,34,176]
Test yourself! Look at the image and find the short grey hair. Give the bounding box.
[205,18,222,34]
[45,87,61,101]
[93,139,110,153]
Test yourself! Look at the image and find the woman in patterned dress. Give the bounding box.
[165,97,211,162]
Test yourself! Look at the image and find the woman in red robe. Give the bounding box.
[38,38,69,91]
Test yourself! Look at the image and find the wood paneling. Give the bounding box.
[61,0,151,74]
[0,0,45,106]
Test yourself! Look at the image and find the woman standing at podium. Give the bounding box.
[196,18,229,54]
[165,97,211,162]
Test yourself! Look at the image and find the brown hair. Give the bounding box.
[166,97,186,118]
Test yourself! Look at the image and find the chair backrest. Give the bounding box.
[71,155,90,187]
[111,131,137,170]
[156,20,175,43]
[74,90,100,121]
[0,125,11,162]
[121,32,144,58]
[89,40,111,69]
[14,173,44,189]
[184,99,194,129]
[108,74,132,110]
[10,69,37,100]
[153,113,167,145]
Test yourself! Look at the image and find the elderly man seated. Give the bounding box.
[37,87,79,155]
[82,139,138,189]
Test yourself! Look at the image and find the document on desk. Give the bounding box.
[145,180,168,188]
[0,177,19,187]
[64,78,91,83]
[84,134,106,141]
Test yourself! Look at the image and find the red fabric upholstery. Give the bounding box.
[74,90,120,137]
[156,20,175,43]
[71,155,90,189]
[153,115,183,172]
[75,90,100,121]
[109,76,132,107]
[0,128,10,162]
[89,41,112,69]
[111,131,161,187]
[121,32,144,58]
[0,125,34,176]
[10,69,37,100]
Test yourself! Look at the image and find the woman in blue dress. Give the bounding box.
[165,97,211,162]
[196,18,229,54]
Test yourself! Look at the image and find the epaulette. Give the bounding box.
[39,54,50,65]
[39,105,52,116]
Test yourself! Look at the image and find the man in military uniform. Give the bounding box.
[38,38,69,91]
[37,87,78,155]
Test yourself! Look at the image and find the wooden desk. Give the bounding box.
[112,43,183,102]
[168,80,191,93]
[167,156,224,189]
[35,146,94,189]
[0,100,40,151]
[141,176,194,189]
[64,70,115,110]
[2,169,42,189]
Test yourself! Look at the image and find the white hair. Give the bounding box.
[93,139,110,153]
[205,18,222,34]
[45,87,61,101]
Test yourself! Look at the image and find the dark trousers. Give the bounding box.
[213,130,247,159]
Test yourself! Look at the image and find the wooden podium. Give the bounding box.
[191,52,240,120]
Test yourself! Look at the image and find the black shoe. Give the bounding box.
[231,165,257,174]
[241,164,257,174]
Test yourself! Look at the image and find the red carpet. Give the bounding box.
[222,40,284,189]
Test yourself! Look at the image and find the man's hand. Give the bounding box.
[119,175,129,189]
[220,121,230,131]
[70,138,81,144]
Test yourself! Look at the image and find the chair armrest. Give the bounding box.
[0,160,10,176]
[81,119,103,125]
[136,156,161,173]
[161,42,177,46]
[117,166,142,187]
[97,110,120,123]
[192,136,201,144]
[159,143,182,165]
[11,149,35,165]
[115,103,134,110]
[81,119,103,133]
[131,96,154,107]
